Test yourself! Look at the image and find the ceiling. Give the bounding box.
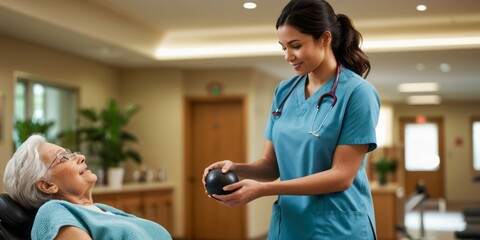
[0,0,479,103]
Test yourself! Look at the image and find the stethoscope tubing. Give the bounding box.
[271,78,302,116]
[272,65,342,137]
[272,65,341,116]
[308,65,342,137]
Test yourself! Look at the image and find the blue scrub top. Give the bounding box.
[264,68,380,240]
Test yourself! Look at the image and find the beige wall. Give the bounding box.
[0,33,120,189]
[119,68,185,236]
[393,102,480,205]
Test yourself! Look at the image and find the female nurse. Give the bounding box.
[202,0,380,239]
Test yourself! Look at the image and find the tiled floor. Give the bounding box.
[403,211,466,240]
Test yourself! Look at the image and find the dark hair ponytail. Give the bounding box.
[335,14,370,78]
[276,0,371,78]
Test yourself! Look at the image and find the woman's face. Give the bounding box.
[39,142,97,197]
[277,24,329,76]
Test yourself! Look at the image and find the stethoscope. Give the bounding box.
[272,65,342,137]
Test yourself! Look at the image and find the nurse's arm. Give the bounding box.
[261,144,368,195]
[234,140,279,182]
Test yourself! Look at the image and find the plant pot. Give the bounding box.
[107,167,124,189]
[378,172,388,186]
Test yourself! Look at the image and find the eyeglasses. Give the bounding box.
[43,149,81,179]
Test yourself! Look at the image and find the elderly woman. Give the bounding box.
[3,135,172,240]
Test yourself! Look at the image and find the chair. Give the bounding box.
[455,225,480,240]
[0,193,37,240]
[455,208,480,239]
[396,180,429,240]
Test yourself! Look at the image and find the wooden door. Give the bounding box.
[185,97,246,240]
[400,117,445,199]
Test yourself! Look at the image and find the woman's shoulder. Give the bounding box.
[341,68,365,83]
[340,68,380,107]
[341,68,377,92]
[34,201,77,228]
[36,200,76,216]
[39,199,73,209]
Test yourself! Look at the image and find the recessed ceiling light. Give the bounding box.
[416,63,426,71]
[439,63,451,72]
[416,4,427,11]
[407,95,441,105]
[398,82,439,92]
[243,2,257,9]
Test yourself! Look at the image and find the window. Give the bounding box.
[14,78,78,141]
[404,123,440,171]
[376,105,393,147]
[473,118,480,171]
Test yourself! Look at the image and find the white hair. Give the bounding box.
[3,135,52,209]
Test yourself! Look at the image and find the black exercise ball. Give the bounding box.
[205,168,239,195]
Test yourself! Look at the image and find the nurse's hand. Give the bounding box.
[209,179,263,207]
[202,160,236,188]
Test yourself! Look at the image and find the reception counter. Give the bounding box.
[371,182,405,240]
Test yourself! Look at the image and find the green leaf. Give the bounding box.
[79,109,99,122]
[76,98,142,169]
[13,118,55,150]
[374,157,397,174]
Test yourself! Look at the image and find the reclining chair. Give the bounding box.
[0,193,37,240]
[455,208,480,239]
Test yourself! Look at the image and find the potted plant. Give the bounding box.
[77,97,142,187]
[13,118,55,150]
[374,157,397,186]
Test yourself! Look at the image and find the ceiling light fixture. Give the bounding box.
[439,63,451,72]
[398,82,439,92]
[243,2,257,9]
[153,35,480,60]
[416,63,426,71]
[416,5,427,11]
[407,95,441,105]
[363,36,480,51]
[155,43,279,60]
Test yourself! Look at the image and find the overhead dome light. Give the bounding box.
[407,95,441,105]
[243,2,257,9]
[439,63,451,72]
[398,82,439,92]
[416,4,427,11]
[416,63,426,71]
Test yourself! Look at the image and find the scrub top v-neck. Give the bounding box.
[264,68,380,240]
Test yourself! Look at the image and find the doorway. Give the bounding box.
[400,117,445,199]
[184,96,247,240]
